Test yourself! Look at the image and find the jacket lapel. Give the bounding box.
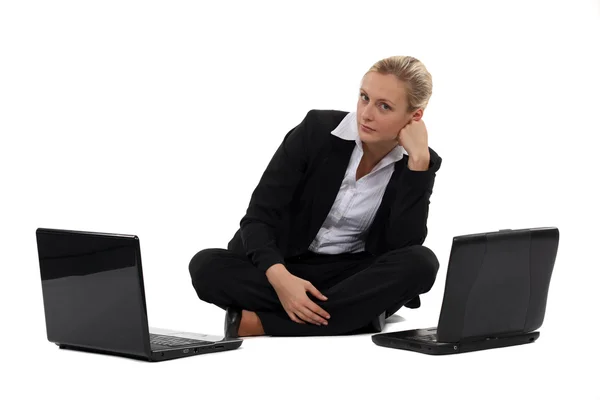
[367,158,406,239]
[306,138,355,244]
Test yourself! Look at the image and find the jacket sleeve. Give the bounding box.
[239,110,313,273]
[384,148,442,250]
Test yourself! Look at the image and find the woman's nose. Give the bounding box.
[361,105,374,121]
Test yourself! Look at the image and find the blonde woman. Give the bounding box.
[189,55,442,337]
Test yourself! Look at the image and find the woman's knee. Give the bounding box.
[408,245,439,291]
[188,248,227,300]
[386,245,440,290]
[410,245,439,273]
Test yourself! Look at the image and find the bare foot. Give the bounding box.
[237,310,265,337]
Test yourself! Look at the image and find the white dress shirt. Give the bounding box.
[308,111,408,254]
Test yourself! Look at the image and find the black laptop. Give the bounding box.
[372,227,559,355]
[35,227,243,362]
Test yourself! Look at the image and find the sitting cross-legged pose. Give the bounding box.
[189,55,442,338]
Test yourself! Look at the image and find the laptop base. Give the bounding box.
[58,344,153,362]
[372,328,540,355]
[58,340,243,362]
[150,340,243,362]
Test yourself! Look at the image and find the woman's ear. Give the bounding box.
[411,109,424,122]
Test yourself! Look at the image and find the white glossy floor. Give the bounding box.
[10,276,598,400]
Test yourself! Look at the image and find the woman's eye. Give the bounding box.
[361,94,390,110]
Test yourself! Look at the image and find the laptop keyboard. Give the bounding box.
[406,333,438,342]
[150,333,212,348]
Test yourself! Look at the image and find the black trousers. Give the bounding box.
[188,245,439,336]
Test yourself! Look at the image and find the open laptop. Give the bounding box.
[35,227,243,362]
[372,227,559,355]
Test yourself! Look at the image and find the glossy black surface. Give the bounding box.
[372,328,540,355]
[437,227,559,343]
[372,227,559,355]
[36,228,151,359]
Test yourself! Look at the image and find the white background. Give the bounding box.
[1,0,599,399]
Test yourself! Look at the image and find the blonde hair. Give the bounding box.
[365,55,433,112]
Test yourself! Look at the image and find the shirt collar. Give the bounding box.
[330,111,408,161]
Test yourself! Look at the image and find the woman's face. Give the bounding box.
[356,72,422,146]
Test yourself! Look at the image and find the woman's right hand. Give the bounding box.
[265,263,330,325]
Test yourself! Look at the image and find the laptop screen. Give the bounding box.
[436,227,558,343]
[36,228,150,357]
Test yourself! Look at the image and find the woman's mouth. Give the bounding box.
[360,124,375,132]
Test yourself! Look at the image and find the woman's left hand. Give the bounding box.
[397,119,429,159]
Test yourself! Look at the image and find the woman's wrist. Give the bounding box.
[407,152,430,171]
[266,263,289,283]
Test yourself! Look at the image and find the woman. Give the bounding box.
[189,55,442,338]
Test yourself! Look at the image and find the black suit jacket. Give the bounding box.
[228,109,442,273]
